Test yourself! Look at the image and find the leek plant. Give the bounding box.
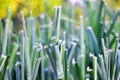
[0,0,120,80]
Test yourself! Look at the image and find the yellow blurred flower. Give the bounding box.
[47,0,62,8]
[0,0,23,18]
[21,0,62,17]
[0,0,62,18]
[21,0,45,17]
[105,0,120,11]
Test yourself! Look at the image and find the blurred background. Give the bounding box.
[0,0,120,34]
[0,0,120,18]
